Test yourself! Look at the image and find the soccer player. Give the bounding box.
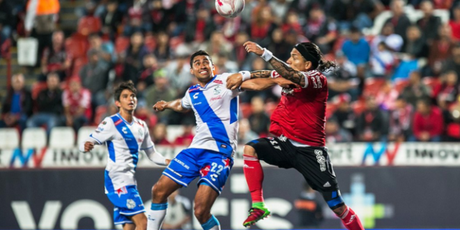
[226,41,364,230]
[146,50,290,230]
[80,81,169,230]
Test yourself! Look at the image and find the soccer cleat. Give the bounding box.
[243,207,271,227]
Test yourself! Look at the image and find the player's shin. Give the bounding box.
[243,154,265,206]
[147,203,168,230]
[337,205,364,230]
[201,215,221,230]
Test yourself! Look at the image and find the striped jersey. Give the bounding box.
[181,73,242,158]
[88,113,154,193]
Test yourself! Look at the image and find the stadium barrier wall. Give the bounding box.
[2,142,460,168]
[2,167,460,229]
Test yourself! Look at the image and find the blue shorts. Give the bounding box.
[163,148,233,194]
[106,185,145,225]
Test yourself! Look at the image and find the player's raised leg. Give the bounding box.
[333,205,364,230]
[242,144,270,227]
[147,175,182,230]
[126,213,147,230]
[194,183,221,230]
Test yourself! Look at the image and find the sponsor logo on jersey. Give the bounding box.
[210,95,222,101]
[213,80,223,84]
[114,120,122,126]
[220,144,227,148]
[122,127,128,134]
[174,158,190,170]
[193,93,199,99]
[188,87,200,92]
[126,199,136,209]
[102,121,107,125]
[214,86,222,95]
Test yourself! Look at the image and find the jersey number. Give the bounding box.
[210,162,223,181]
[310,75,323,88]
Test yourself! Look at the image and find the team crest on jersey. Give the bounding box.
[138,128,143,137]
[222,158,231,169]
[116,186,127,197]
[126,199,136,209]
[214,86,222,95]
[122,127,128,134]
[200,165,211,177]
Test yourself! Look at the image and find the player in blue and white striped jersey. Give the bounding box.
[80,81,170,230]
[146,50,292,230]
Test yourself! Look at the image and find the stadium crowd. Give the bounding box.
[1,0,460,144]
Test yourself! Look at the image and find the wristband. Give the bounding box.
[270,70,281,79]
[261,48,273,62]
[239,71,251,81]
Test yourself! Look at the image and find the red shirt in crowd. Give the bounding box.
[270,70,328,147]
[412,105,444,139]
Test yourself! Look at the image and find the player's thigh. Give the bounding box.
[153,175,182,200]
[196,151,233,194]
[246,137,295,168]
[122,223,135,230]
[129,213,147,230]
[294,147,344,208]
[162,149,201,188]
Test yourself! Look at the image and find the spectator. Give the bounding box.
[267,28,290,64]
[269,0,289,25]
[376,81,399,111]
[27,72,63,135]
[325,116,353,143]
[80,49,110,107]
[427,24,456,76]
[327,51,359,100]
[173,121,194,146]
[249,5,276,47]
[184,7,216,43]
[342,27,370,80]
[100,0,123,38]
[370,42,396,78]
[88,33,116,65]
[123,0,153,36]
[401,71,431,107]
[356,96,388,142]
[121,31,150,83]
[199,31,233,62]
[152,122,171,145]
[330,0,382,31]
[371,22,403,53]
[238,118,259,145]
[0,0,14,43]
[40,30,71,81]
[162,190,192,230]
[388,96,413,142]
[449,3,460,42]
[281,12,303,36]
[294,183,324,229]
[232,31,252,69]
[303,6,337,54]
[215,52,238,74]
[62,77,91,133]
[437,71,459,110]
[248,96,271,136]
[0,74,33,132]
[138,54,158,95]
[416,0,442,45]
[145,69,177,123]
[441,44,460,78]
[164,52,193,94]
[332,94,356,136]
[153,31,172,67]
[410,99,444,142]
[401,25,429,59]
[385,0,411,42]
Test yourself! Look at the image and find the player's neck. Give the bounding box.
[119,110,134,123]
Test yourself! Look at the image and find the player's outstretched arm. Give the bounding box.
[153,99,189,113]
[144,147,170,166]
[244,41,306,87]
[227,70,275,90]
[79,140,95,152]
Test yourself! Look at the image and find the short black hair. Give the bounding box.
[114,80,137,102]
[190,50,211,68]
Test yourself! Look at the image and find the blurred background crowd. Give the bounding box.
[1,0,460,145]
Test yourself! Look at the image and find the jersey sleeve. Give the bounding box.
[303,71,326,90]
[140,121,155,150]
[89,117,115,144]
[181,90,192,109]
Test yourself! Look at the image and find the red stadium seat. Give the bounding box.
[423,77,442,98]
[65,35,90,60]
[446,123,460,139]
[351,99,366,115]
[363,78,386,98]
[326,103,337,119]
[394,79,409,93]
[93,105,107,125]
[240,103,252,119]
[77,16,102,36]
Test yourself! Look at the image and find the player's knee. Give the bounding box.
[332,204,347,216]
[321,189,345,211]
[243,144,257,158]
[152,183,167,201]
[193,205,211,223]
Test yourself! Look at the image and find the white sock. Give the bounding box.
[147,203,168,230]
[201,215,220,230]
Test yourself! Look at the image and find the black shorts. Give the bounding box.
[246,136,339,193]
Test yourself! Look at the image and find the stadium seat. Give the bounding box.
[77,126,96,147]
[22,128,47,149]
[0,128,20,149]
[49,127,75,149]
[363,78,386,98]
[394,79,409,93]
[240,103,252,118]
[351,99,367,115]
[115,36,130,54]
[77,16,102,36]
[65,35,90,60]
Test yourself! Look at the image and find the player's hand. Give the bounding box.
[153,100,168,112]
[166,159,172,165]
[227,73,243,90]
[243,41,264,56]
[84,141,95,152]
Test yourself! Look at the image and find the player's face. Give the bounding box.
[190,55,215,82]
[116,89,137,112]
[286,48,310,71]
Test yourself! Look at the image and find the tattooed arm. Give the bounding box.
[250,70,272,79]
[226,70,273,90]
[243,41,306,87]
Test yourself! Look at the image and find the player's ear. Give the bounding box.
[305,61,312,71]
[190,67,193,75]
[115,100,121,108]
